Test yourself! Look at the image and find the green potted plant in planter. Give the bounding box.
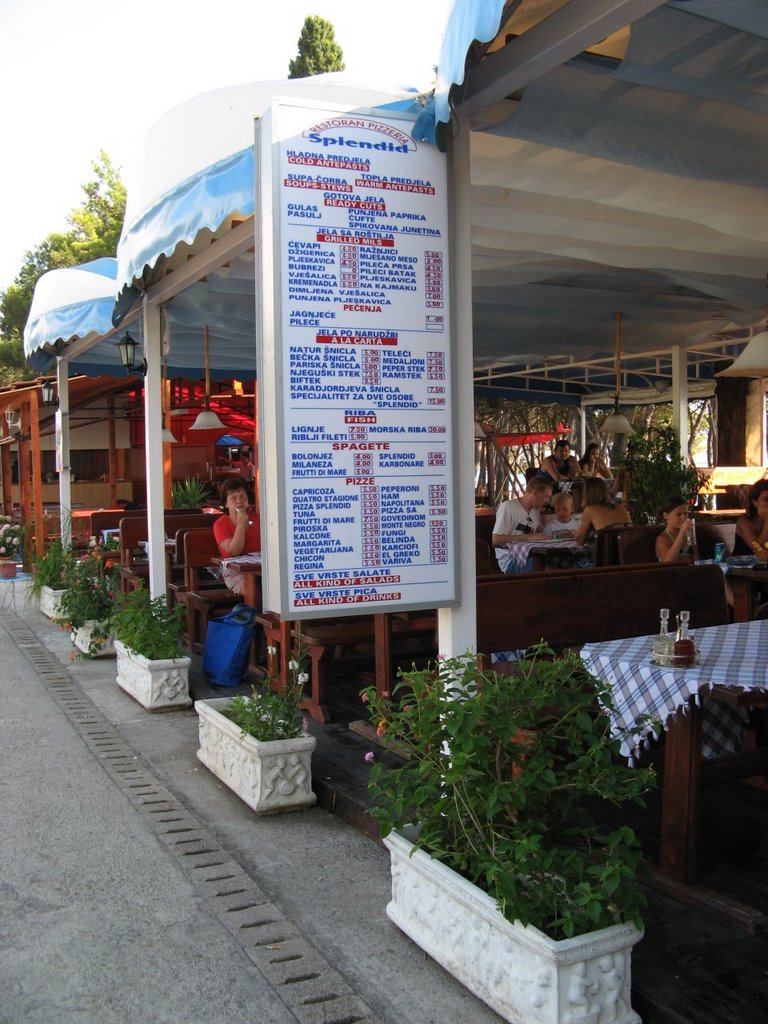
[57,551,119,657]
[195,646,316,814]
[110,584,191,711]
[362,647,655,1024]
[29,540,75,619]
[171,476,214,509]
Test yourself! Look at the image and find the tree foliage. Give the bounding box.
[288,15,345,78]
[621,425,705,525]
[0,152,125,382]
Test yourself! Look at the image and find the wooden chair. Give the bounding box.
[616,525,664,565]
[180,528,239,654]
[593,524,629,566]
[118,513,218,594]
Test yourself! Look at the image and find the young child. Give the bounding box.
[543,492,581,539]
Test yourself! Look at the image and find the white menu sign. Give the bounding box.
[268,101,455,617]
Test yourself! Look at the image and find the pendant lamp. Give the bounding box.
[715,327,768,377]
[599,313,633,435]
[190,326,225,430]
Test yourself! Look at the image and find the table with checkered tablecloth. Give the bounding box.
[504,538,592,572]
[581,619,768,761]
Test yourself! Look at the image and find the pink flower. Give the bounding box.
[361,691,369,703]
[364,751,375,763]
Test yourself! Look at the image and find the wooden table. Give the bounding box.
[582,622,768,893]
[726,564,768,622]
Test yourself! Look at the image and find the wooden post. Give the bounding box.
[27,391,45,558]
[107,396,117,508]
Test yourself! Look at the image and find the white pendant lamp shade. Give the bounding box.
[161,426,177,443]
[715,330,768,377]
[189,324,225,429]
[598,312,633,435]
[190,408,225,430]
[600,405,634,435]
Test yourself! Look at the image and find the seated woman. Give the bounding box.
[574,477,631,547]
[213,479,262,594]
[655,494,698,563]
[579,442,612,480]
[734,479,768,562]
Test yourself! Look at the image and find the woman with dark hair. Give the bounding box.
[579,442,612,480]
[734,480,768,561]
[213,478,261,593]
[655,494,698,562]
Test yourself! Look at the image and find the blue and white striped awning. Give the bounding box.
[23,258,121,373]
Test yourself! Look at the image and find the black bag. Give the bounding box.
[202,603,256,686]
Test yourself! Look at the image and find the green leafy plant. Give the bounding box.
[57,553,120,656]
[110,584,185,661]
[620,425,704,525]
[224,644,308,743]
[362,647,655,941]
[171,476,214,509]
[29,540,76,601]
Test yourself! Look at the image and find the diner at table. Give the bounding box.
[655,494,699,562]
[536,438,581,486]
[573,477,631,547]
[491,477,553,572]
[579,441,613,481]
[734,479,768,560]
[213,478,262,594]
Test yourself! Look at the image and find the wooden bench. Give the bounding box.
[257,610,437,722]
[476,561,729,659]
[180,528,239,654]
[616,521,737,565]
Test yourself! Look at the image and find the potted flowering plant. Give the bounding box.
[362,647,655,1024]
[57,551,119,657]
[195,646,316,814]
[110,585,191,711]
[29,540,75,618]
[0,515,23,576]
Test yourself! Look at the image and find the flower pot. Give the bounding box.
[195,697,316,815]
[0,559,17,579]
[384,830,642,1024]
[40,585,65,620]
[115,639,191,711]
[72,619,116,658]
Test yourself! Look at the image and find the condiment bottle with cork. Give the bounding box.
[674,610,696,666]
[653,608,674,662]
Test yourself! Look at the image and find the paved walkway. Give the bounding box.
[0,603,500,1024]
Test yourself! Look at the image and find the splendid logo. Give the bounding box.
[303,117,414,153]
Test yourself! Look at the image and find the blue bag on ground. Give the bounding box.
[203,603,256,686]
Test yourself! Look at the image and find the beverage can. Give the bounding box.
[714,542,726,563]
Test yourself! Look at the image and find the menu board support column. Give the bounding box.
[257,98,457,620]
[437,120,477,657]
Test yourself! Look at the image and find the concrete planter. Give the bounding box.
[115,639,191,711]
[39,585,65,620]
[195,697,316,815]
[72,619,116,658]
[384,830,643,1024]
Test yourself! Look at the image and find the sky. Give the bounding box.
[0,0,453,289]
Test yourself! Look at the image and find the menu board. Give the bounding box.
[265,101,455,617]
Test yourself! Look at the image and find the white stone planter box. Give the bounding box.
[384,830,642,1024]
[72,619,116,658]
[195,697,316,815]
[40,585,65,620]
[115,639,191,711]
